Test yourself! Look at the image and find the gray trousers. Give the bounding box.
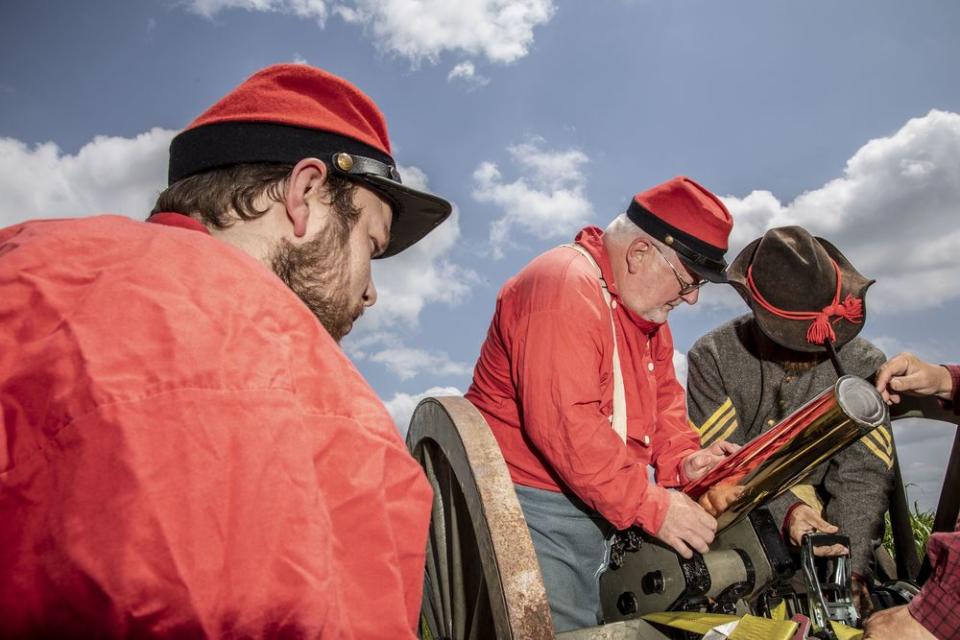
[514,484,613,632]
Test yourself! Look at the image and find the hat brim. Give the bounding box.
[727,236,873,352]
[358,174,453,258]
[680,255,729,284]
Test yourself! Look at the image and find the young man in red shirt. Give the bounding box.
[0,64,451,638]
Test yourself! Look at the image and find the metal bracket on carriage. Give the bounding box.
[800,533,857,640]
[609,527,644,570]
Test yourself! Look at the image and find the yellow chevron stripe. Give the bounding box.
[789,484,823,511]
[861,434,892,468]
[701,408,736,444]
[705,419,738,446]
[868,426,893,453]
[696,398,733,435]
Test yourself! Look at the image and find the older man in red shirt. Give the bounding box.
[0,64,450,638]
[466,177,738,631]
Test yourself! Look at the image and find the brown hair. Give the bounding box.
[151,163,360,232]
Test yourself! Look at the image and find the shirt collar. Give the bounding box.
[574,225,663,336]
[147,212,211,235]
[574,226,618,293]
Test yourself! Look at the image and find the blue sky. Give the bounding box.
[2,0,959,512]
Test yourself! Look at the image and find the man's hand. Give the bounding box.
[863,605,936,639]
[787,504,848,557]
[682,440,741,482]
[875,352,954,405]
[697,482,745,517]
[655,490,717,559]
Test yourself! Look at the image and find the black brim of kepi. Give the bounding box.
[324,149,452,258]
[680,254,729,284]
[357,173,453,259]
[168,120,453,259]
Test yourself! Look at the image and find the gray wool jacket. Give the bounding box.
[686,314,894,576]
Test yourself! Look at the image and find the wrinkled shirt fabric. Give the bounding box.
[0,214,431,638]
[466,226,699,535]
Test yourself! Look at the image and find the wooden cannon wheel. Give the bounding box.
[406,396,554,640]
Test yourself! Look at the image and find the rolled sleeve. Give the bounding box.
[512,299,669,533]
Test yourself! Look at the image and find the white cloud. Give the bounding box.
[185,0,556,65]
[335,0,555,64]
[473,140,593,258]
[364,165,478,329]
[185,0,329,23]
[864,334,960,365]
[369,346,472,381]
[447,61,489,88]
[673,349,687,389]
[713,109,960,314]
[0,129,173,227]
[341,330,400,361]
[384,385,463,435]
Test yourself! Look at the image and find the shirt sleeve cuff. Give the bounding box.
[944,364,960,415]
[637,484,671,536]
[780,500,806,542]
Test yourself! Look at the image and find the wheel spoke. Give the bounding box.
[446,460,467,638]
[422,443,453,636]
[466,567,489,640]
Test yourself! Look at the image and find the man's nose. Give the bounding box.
[363,278,378,307]
[681,288,700,305]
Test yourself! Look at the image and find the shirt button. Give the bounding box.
[611,299,617,309]
[647,362,654,372]
[643,435,651,445]
[767,419,775,426]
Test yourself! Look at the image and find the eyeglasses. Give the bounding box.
[652,243,707,296]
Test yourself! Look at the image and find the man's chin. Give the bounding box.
[334,310,364,342]
[640,308,671,324]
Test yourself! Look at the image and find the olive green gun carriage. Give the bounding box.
[405,392,960,639]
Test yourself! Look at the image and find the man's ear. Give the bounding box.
[626,237,651,274]
[285,157,329,238]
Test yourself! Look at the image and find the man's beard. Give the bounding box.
[270,230,364,343]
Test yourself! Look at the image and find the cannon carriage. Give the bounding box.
[406,386,960,639]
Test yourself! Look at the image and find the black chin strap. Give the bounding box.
[824,339,847,378]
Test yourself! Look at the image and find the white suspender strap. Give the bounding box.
[564,243,627,442]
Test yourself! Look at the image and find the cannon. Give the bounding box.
[406,380,960,639]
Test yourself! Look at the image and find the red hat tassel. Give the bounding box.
[805,313,836,346]
[747,259,864,346]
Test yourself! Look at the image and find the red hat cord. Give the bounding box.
[746,258,864,346]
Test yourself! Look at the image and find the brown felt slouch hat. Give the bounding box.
[167,63,452,258]
[727,226,874,353]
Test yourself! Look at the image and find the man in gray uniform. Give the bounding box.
[686,226,894,615]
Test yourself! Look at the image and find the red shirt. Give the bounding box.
[0,214,431,638]
[466,226,699,534]
[909,516,960,639]
[908,364,960,639]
